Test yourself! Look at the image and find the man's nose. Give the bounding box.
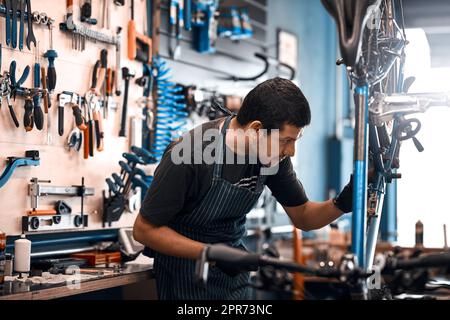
[283,143,295,157]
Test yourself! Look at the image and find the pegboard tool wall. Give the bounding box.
[0,0,272,236]
[0,1,152,236]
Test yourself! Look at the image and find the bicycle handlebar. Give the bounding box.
[197,244,450,286]
[385,252,450,271]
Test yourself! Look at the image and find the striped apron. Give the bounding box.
[154,115,266,300]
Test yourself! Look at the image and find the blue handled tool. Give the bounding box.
[0,150,40,188]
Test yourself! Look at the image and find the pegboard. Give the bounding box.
[0,0,150,236]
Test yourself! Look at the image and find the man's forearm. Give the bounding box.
[300,200,344,231]
[133,214,205,260]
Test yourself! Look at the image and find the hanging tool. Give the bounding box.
[85,60,101,157]
[6,0,12,46]
[82,99,90,159]
[0,151,40,189]
[128,0,152,63]
[23,95,34,131]
[119,67,135,137]
[44,22,57,93]
[102,0,110,29]
[67,95,85,152]
[90,50,107,151]
[25,0,37,49]
[57,92,72,136]
[11,0,18,48]
[40,66,52,144]
[192,0,219,54]
[184,0,192,31]
[80,0,97,25]
[33,43,43,130]
[114,0,124,5]
[169,0,183,59]
[115,27,122,96]
[19,0,26,51]
[105,67,113,117]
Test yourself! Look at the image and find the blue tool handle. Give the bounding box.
[20,65,31,85]
[184,0,191,30]
[33,63,41,107]
[11,0,17,48]
[5,0,12,46]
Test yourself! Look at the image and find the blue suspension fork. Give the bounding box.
[352,84,369,268]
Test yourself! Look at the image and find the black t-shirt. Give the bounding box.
[140,118,309,226]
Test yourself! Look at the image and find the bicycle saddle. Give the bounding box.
[321,0,379,67]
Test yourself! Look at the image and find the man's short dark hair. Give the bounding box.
[236,77,311,130]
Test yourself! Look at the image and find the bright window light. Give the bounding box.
[396,28,450,248]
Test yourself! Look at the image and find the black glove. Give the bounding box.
[213,246,259,277]
[333,175,353,213]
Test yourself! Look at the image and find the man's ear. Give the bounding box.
[247,121,263,132]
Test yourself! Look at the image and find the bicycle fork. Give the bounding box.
[352,84,369,269]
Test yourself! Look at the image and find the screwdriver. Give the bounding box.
[33,44,43,130]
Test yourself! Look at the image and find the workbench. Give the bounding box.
[0,264,154,300]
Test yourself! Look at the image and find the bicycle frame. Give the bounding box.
[350,0,406,271]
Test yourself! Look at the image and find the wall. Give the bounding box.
[267,0,339,203]
[0,1,151,236]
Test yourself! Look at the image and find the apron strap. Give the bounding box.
[213,115,234,179]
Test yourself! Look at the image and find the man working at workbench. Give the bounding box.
[133,78,353,300]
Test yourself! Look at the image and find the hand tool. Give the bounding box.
[114,0,124,5]
[25,0,37,49]
[119,67,135,137]
[102,0,110,29]
[23,94,35,131]
[85,60,101,156]
[1,72,19,128]
[80,0,97,24]
[112,173,125,189]
[60,16,119,46]
[9,60,30,99]
[67,126,82,151]
[184,0,192,31]
[169,0,183,59]
[105,67,113,117]
[11,0,18,48]
[0,151,39,189]
[131,145,158,164]
[55,200,72,215]
[118,160,132,181]
[44,20,57,92]
[106,178,118,196]
[82,99,90,159]
[57,92,72,136]
[91,51,107,151]
[40,66,52,144]
[115,27,122,96]
[6,0,12,46]
[19,0,26,51]
[127,0,152,63]
[71,94,87,131]
[33,44,43,130]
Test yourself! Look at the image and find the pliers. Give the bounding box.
[10,60,30,100]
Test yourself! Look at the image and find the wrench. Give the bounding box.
[26,0,37,49]
[19,0,26,51]
[5,0,12,46]
[11,0,18,48]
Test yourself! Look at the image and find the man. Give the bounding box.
[133,77,352,299]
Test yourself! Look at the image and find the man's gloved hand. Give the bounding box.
[333,175,353,213]
[213,246,259,277]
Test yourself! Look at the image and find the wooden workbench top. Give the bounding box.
[0,265,154,300]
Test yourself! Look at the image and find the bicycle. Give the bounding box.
[322,0,450,281]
